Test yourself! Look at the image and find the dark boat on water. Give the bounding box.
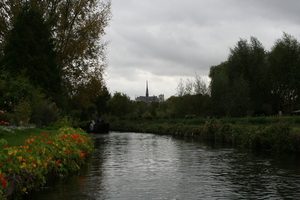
[86,118,109,133]
[86,123,109,133]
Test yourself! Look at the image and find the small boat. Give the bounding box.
[86,122,110,134]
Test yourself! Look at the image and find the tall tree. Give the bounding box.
[268,33,300,114]
[1,6,63,105]
[209,62,231,116]
[226,37,268,115]
[0,0,112,96]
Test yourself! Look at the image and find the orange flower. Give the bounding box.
[80,153,85,158]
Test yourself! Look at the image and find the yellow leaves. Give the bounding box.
[20,162,27,168]
[37,160,42,165]
[17,156,24,162]
[22,187,28,194]
[8,149,17,155]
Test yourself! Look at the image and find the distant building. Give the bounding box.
[135,81,164,103]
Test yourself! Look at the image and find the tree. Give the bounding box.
[226,37,269,115]
[107,92,132,118]
[68,76,110,120]
[0,6,63,105]
[230,76,250,117]
[0,0,112,97]
[176,78,185,96]
[268,33,300,114]
[209,62,231,117]
[176,75,210,96]
[194,74,210,95]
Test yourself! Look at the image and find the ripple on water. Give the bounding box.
[29,132,300,199]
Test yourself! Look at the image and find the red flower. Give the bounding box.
[2,178,7,187]
[6,158,10,162]
[0,163,2,167]
[56,159,61,163]
[4,145,9,148]
[43,132,47,136]
[27,150,32,153]
[47,140,53,144]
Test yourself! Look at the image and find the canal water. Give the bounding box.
[29,132,300,199]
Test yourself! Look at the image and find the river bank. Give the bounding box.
[109,117,300,153]
[0,126,94,199]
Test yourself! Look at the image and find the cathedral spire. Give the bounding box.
[146,81,149,97]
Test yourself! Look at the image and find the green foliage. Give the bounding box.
[0,127,94,198]
[109,116,300,153]
[268,33,300,114]
[167,94,210,118]
[217,123,234,143]
[48,116,74,130]
[1,6,63,104]
[107,92,132,118]
[202,119,221,140]
[14,100,32,124]
[31,102,60,127]
[268,120,293,152]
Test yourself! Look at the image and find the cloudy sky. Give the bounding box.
[104,0,300,100]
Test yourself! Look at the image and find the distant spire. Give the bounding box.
[146,81,149,97]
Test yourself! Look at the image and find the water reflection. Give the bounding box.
[29,132,300,199]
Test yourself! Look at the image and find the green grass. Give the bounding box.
[0,128,60,147]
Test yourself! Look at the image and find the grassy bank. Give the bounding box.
[110,117,300,153]
[0,126,94,199]
[0,127,60,147]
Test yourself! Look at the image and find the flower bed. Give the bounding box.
[0,127,94,199]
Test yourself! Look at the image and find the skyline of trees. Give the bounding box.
[115,32,300,119]
[0,2,299,123]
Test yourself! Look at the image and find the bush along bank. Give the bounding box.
[110,119,300,152]
[0,127,94,199]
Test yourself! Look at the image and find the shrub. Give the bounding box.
[202,119,221,140]
[268,120,293,152]
[0,127,94,198]
[217,123,234,143]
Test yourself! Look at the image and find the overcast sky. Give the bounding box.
[104,0,300,100]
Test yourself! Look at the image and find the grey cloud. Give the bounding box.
[105,0,300,99]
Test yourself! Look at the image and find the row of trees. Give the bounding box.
[210,33,300,117]
[1,1,298,123]
[0,0,112,125]
[107,33,300,120]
